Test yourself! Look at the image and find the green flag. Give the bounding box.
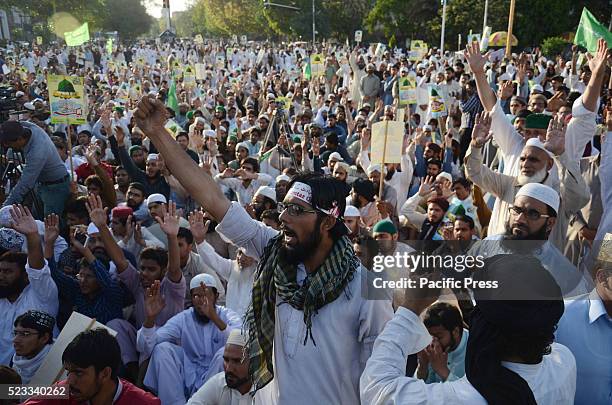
[166,78,179,114]
[574,8,612,53]
[64,23,90,47]
[106,38,113,55]
[302,59,311,81]
[259,148,274,162]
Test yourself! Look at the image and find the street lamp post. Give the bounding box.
[312,0,316,45]
[440,0,447,51]
[482,0,488,35]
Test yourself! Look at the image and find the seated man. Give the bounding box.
[11,310,55,384]
[416,303,468,383]
[187,329,264,404]
[138,274,241,405]
[24,328,160,405]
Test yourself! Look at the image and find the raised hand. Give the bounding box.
[497,80,514,100]
[418,176,435,197]
[464,41,487,74]
[134,95,169,137]
[44,214,60,245]
[547,91,566,113]
[144,280,165,321]
[9,205,38,236]
[85,145,100,167]
[360,129,371,150]
[85,194,108,228]
[543,115,566,156]
[193,282,217,319]
[311,136,320,156]
[587,38,611,76]
[114,125,126,146]
[156,201,180,236]
[471,112,492,148]
[188,210,210,244]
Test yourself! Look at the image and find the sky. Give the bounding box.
[145,0,191,19]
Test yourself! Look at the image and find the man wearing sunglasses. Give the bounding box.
[134,96,393,405]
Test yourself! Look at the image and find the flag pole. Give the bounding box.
[379,120,389,200]
[505,0,516,59]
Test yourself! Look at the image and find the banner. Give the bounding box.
[36,36,43,45]
[195,63,206,80]
[398,71,417,106]
[428,84,447,120]
[574,7,612,53]
[241,35,247,44]
[172,61,183,78]
[184,66,196,88]
[48,74,87,124]
[215,55,225,69]
[310,54,324,77]
[354,30,363,43]
[371,121,404,164]
[64,22,89,47]
[194,34,204,44]
[106,38,113,55]
[409,40,428,61]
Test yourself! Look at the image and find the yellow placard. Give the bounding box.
[195,63,206,80]
[398,72,417,106]
[310,53,324,77]
[183,66,196,88]
[36,36,43,45]
[48,74,87,124]
[409,40,428,61]
[370,121,404,164]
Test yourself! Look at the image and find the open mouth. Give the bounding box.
[281,227,297,245]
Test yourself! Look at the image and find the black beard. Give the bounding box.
[225,372,250,390]
[351,196,362,209]
[193,310,210,324]
[501,221,548,253]
[0,273,29,299]
[279,223,321,266]
[254,204,266,220]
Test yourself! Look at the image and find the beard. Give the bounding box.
[193,310,210,324]
[502,220,548,253]
[0,273,29,299]
[378,240,397,256]
[279,222,322,266]
[517,167,548,186]
[351,196,362,209]
[126,198,139,209]
[253,204,266,220]
[225,372,250,390]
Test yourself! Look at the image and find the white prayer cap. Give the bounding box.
[218,126,227,133]
[366,164,386,175]
[146,193,167,207]
[400,67,409,73]
[226,329,247,347]
[344,205,360,218]
[530,84,544,94]
[190,273,218,290]
[515,183,560,215]
[498,73,512,82]
[423,125,432,132]
[276,174,291,183]
[334,161,349,172]
[266,93,276,100]
[24,102,36,111]
[203,129,216,138]
[524,137,553,158]
[0,206,12,227]
[328,152,343,162]
[255,186,277,203]
[195,117,207,125]
[15,91,25,97]
[546,60,555,67]
[236,141,250,151]
[146,153,159,162]
[87,222,100,236]
[436,172,452,183]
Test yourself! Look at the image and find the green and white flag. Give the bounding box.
[64,23,90,47]
[574,8,612,53]
[106,38,113,55]
[166,77,179,114]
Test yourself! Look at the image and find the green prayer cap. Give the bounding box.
[215,105,226,112]
[525,113,552,130]
[129,145,142,155]
[186,111,194,120]
[228,160,240,170]
[227,135,238,144]
[372,220,397,235]
[292,135,301,143]
[114,106,124,114]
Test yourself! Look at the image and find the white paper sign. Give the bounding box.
[370,121,404,164]
[195,63,206,80]
[354,30,363,42]
[29,312,117,386]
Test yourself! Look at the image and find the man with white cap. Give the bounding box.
[145,193,189,248]
[324,151,344,175]
[469,182,590,296]
[360,63,381,107]
[248,186,277,221]
[274,174,291,202]
[344,204,368,242]
[187,329,265,404]
[138,273,242,405]
[466,112,588,250]
[214,157,272,207]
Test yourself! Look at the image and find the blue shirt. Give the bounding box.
[555,289,612,405]
[423,329,469,383]
[3,121,68,206]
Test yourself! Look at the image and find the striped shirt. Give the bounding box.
[459,94,484,129]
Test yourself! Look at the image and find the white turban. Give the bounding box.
[525,137,553,158]
[344,205,360,218]
[190,273,218,290]
[515,183,560,214]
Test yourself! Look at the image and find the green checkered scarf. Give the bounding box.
[244,234,359,391]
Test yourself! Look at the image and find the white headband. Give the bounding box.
[286,182,312,205]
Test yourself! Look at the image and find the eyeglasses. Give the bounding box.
[13,330,40,338]
[278,202,317,216]
[508,206,551,220]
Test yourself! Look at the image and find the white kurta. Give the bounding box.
[196,240,255,318]
[360,307,577,405]
[216,202,394,405]
[0,260,59,365]
[187,372,265,405]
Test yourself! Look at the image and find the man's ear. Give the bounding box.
[546,217,556,233]
[321,215,336,232]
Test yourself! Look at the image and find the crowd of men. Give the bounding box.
[0,34,610,404]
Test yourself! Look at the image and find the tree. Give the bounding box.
[364,0,439,45]
[101,0,153,39]
[188,0,271,39]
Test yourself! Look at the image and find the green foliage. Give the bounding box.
[365,0,438,44]
[101,0,152,39]
[540,37,569,58]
